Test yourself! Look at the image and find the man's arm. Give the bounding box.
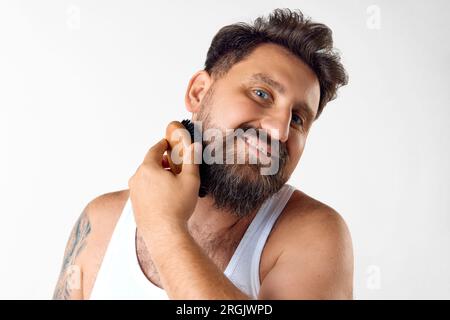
[52,190,130,300]
[129,139,353,299]
[130,139,251,299]
[141,225,251,300]
[141,205,353,300]
[52,207,92,300]
[258,207,354,299]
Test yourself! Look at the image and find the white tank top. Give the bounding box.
[89,183,295,299]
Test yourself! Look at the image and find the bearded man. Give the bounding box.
[53,8,353,300]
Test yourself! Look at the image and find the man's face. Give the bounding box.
[190,43,320,217]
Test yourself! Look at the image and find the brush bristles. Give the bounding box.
[181,119,195,142]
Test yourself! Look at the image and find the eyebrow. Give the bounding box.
[247,72,316,123]
[248,72,286,95]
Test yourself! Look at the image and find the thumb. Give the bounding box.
[143,138,169,166]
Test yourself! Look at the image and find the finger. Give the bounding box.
[166,122,192,151]
[143,138,169,166]
[162,154,170,169]
[181,142,202,178]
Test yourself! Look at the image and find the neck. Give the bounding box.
[187,195,260,240]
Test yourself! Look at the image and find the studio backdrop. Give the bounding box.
[0,0,449,299]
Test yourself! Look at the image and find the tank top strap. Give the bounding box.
[224,184,296,298]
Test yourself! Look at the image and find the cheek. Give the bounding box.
[210,96,260,129]
[285,134,305,169]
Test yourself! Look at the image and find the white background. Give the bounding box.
[0,0,449,299]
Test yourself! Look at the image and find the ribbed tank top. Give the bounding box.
[89,184,295,299]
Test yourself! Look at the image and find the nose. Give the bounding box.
[260,109,291,143]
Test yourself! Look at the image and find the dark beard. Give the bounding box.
[198,127,289,218]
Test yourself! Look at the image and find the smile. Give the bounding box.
[242,135,272,158]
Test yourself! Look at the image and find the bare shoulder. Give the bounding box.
[52,189,129,300]
[259,189,354,299]
[84,189,130,228]
[81,189,130,299]
[274,189,352,244]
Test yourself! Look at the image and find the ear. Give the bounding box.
[184,70,213,114]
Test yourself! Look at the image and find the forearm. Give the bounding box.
[142,225,251,300]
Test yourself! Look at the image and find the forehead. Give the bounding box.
[223,43,321,116]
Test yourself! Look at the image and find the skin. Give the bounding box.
[53,43,354,300]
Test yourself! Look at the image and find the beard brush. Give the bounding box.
[165,119,207,197]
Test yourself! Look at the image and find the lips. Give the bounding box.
[246,138,271,157]
[242,134,272,158]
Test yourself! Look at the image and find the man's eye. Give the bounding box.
[291,113,303,126]
[253,89,270,100]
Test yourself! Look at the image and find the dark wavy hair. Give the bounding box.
[204,8,348,119]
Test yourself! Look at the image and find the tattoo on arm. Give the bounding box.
[52,209,92,300]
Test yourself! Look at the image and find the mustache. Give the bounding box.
[182,119,288,161]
